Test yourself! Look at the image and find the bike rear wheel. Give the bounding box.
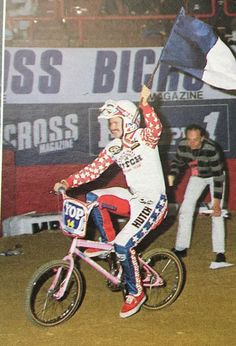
[25,260,84,327]
[142,248,184,310]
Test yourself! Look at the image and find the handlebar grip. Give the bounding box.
[58,187,66,195]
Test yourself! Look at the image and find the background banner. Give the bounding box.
[3,47,236,165]
[4,47,236,104]
[3,99,236,165]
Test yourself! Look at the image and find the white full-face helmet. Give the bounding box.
[98,99,140,136]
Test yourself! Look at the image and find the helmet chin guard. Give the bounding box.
[99,99,140,135]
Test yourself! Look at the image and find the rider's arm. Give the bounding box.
[54,149,114,192]
[138,85,163,148]
[65,149,114,188]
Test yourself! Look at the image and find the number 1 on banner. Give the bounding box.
[204,112,220,140]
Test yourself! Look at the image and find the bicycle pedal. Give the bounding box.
[98,252,109,259]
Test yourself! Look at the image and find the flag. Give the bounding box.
[159,8,236,90]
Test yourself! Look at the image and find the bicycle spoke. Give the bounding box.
[26,260,84,326]
[141,249,184,310]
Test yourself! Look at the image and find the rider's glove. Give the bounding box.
[54,180,69,194]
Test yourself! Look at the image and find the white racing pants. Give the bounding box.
[86,187,167,295]
[175,176,225,254]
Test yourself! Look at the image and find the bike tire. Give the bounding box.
[25,260,84,327]
[141,248,184,310]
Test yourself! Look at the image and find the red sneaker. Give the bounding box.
[83,248,108,258]
[120,291,146,318]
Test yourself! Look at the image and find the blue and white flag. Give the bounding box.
[160,8,236,90]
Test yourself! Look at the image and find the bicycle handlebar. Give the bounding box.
[58,187,66,195]
[54,188,117,211]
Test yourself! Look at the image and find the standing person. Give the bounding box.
[54,85,167,318]
[168,124,226,263]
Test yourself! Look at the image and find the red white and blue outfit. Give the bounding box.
[65,103,167,297]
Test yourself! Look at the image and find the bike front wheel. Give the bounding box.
[142,248,184,310]
[25,260,84,327]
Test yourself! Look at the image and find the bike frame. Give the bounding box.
[51,237,164,300]
[50,191,164,299]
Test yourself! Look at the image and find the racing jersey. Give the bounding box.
[66,104,166,200]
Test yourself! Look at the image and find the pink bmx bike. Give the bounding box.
[25,189,184,327]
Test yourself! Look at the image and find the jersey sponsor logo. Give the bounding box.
[118,154,143,170]
[116,148,143,170]
[108,145,122,154]
[131,142,140,150]
[132,206,152,228]
[139,198,153,205]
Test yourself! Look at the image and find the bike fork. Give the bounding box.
[49,255,75,300]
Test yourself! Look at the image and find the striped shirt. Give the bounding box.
[170,138,225,199]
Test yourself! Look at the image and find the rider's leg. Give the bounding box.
[115,194,167,318]
[98,194,130,241]
[86,188,130,242]
[86,191,111,242]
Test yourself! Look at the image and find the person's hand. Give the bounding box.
[212,198,222,217]
[140,85,151,106]
[168,175,175,187]
[54,180,69,194]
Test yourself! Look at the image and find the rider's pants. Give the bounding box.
[86,187,168,295]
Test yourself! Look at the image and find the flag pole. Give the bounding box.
[146,61,160,89]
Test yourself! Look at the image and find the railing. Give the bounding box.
[60,0,217,45]
[6,0,236,46]
[224,0,236,16]
[6,0,61,42]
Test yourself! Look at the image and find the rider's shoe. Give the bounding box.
[84,248,108,258]
[120,291,146,318]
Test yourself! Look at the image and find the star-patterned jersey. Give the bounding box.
[66,104,166,200]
